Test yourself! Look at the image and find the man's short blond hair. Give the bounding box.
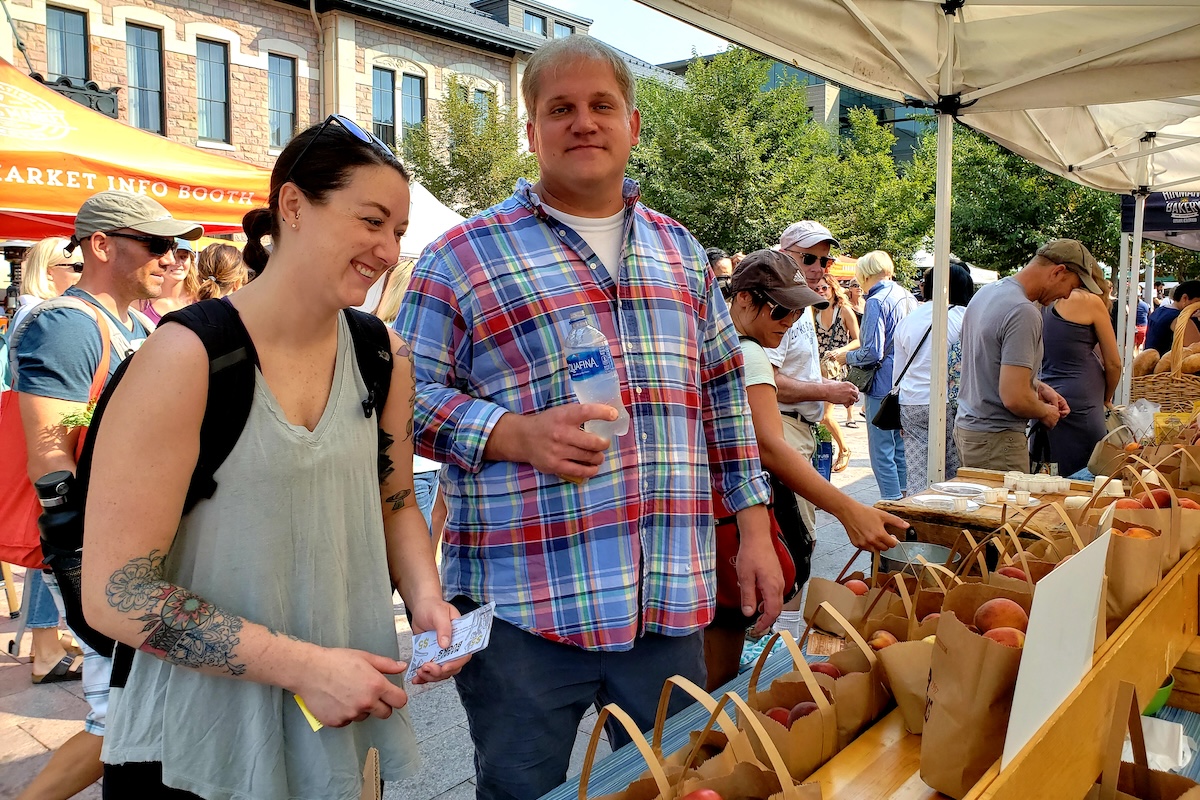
[855,250,895,285]
[522,36,636,120]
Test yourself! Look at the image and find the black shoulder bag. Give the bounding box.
[871,323,933,431]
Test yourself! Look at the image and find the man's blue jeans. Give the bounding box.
[451,596,705,800]
[865,393,907,501]
[413,470,438,532]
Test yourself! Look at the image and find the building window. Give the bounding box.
[268,54,296,148]
[473,89,492,125]
[46,7,88,82]
[523,12,546,36]
[197,39,230,143]
[400,73,425,139]
[126,24,163,134]
[554,22,573,38]
[372,66,396,148]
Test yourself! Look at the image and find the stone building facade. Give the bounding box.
[0,0,673,171]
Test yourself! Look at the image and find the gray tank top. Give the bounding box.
[102,314,419,799]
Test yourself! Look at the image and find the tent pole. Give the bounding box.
[1144,245,1156,307]
[927,113,952,485]
[926,8,956,487]
[1120,197,1147,407]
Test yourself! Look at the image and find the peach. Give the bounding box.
[787,701,819,727]
[1124,442,1141,453]
[1114,498,1145,509]
[867,630,898,650]
[974,598,1029,634]
[1138,489,1172,509]
[921,612,940,625]
[996,566,1028,581]
[764,706,791,727]
[843,579,870,596]
[982,627,1026,648]
[1181,498,1200,510]
[810,662,843,680]
[679,791,723,800]
[1118,526,1158,540]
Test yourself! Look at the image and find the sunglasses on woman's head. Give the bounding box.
[285,114,398,186]
[98,231,175,257]
[51,261,84,273]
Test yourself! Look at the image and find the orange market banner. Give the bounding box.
[0,57,269,239]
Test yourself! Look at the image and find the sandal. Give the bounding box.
[833,449,851,472]
[32,655,83,684]
[844,420,858,428]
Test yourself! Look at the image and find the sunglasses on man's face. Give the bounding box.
[793,252,836,270]
[99,231,176,257]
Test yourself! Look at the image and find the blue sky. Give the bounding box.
[547,0,729,65]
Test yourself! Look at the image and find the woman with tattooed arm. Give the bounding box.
[80,117,466,798]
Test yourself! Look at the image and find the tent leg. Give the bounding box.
[926,113,953,486]
[1119,196,1146,408]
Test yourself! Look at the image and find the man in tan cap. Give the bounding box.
[954,238,1106,472]
[12,191,200,800]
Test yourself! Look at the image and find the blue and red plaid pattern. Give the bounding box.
[394,178,769,651]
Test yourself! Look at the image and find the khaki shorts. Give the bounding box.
[780,415,818,536]
[953,426,1029,473]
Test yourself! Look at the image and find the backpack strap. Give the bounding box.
[342,308,394,485]
[158,299,259,515]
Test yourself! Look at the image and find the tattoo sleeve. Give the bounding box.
[378,428,396,486]
[106,550,247,676]
[395,341,415,442]
[385,488,412,511]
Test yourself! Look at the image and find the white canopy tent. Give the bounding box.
[913,250,997,285]
[636,0,1200,483]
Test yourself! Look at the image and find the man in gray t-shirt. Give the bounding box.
[954,239,1106,472]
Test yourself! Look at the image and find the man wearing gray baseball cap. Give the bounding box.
[955,238,1105,472]
[11,191,201,798]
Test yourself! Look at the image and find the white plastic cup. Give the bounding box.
[983,488,1002,503]
[953,497,969,511]
[1004,473,1020,490]
[1015,490,1032,505]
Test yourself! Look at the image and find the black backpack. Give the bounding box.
[43,298,393,656]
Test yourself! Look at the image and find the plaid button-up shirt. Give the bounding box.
[394,178,770,651]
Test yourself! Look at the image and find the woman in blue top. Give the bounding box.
[845,251,916,501]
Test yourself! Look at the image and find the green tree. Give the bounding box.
[628,48,833,254]
[403,76,538,216]
[948,125,1121,275]
[797,107,935,285]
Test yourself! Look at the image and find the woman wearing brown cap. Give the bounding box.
[703,249,906,688]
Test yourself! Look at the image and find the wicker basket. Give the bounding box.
[1131,300,1200,413]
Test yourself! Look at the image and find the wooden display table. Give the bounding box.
[876,468,1093,550]
[813,544,1200,799]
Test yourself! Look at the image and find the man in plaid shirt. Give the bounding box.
[394,36,785,800]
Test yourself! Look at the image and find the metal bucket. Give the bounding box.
[877,542,961,579]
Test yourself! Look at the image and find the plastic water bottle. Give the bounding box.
[565,313,630,439]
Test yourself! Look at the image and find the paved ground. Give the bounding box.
[0,414,882,800]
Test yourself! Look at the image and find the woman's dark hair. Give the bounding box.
[706,247,730,268]
[921,263,976,307]
[242,119,409,275]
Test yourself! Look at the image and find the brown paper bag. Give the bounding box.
[654,675,756,771]
[1090,425,1139,477]
[878,638,934,734]
[992,507,1087,585]
[854,570,917,643]
[798,603,892,750]
[1085,681,1200,800]
[802,549,907,637]
[582,703,677,800]
[919,585,1030,799]
[1175,445,1200,489]
[743,632,838,780]
[674,692,823,800]
[1106,517,1169,635]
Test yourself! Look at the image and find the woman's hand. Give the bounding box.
[291,645,410,728]
[837,502,908,552]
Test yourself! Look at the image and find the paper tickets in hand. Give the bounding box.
[405,601,495,682]
[294,694,324,732]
